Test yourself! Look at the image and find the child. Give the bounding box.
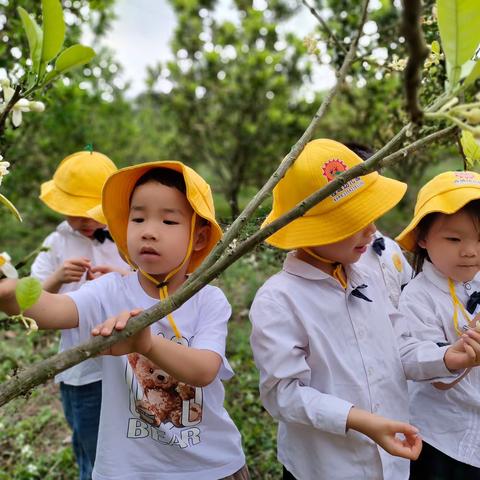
[248,139,480,480]
[396,171,480,477]
[1,161,247,479]
[344,142,413,307]
[30,150,129,480]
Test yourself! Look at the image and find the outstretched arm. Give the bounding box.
[0,279,79,329]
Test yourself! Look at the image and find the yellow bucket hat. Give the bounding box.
[102,161,222,274]
[263,139,407,249]
[396,170,480,252]
[40,151,117,217]
[87,204,107,225]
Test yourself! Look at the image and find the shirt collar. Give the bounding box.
[57,220,93,241]
[283,251,371,291]
[422,260,480,294]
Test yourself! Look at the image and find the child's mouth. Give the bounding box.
[140,247,160,257]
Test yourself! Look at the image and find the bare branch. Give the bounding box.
[402,0,429,123]
[0,123,456,407]
[0,85,21,137]
[302,0,349,55]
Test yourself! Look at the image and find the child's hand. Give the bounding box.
[91,308,149,356]
[444,329,480,370]
[347,407,422,460]
[55,257,91,284]
[86,265,130,280]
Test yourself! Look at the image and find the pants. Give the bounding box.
[410,441,480,480]
[60,381,102,480]
[221,464,250,479]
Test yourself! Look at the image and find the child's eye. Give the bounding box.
[163,220,179,225]
[131,217,144,223]
[445,237,460,242]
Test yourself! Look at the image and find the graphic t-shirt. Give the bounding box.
[67,272,245,480]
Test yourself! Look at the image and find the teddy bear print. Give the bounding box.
[128,353,202,427]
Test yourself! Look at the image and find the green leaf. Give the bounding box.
[0,193,22,221]
[17,7,43,72]
[41,69,59,87]
[437,0,480,88]
[40,0,65,63]
[55,45,96,74]
[461,130,480,168]
[15,277,42,312]
[464,60,480,86]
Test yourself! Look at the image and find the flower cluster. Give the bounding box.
[0,79,45,127]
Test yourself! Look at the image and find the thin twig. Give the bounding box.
[302,0,349,55]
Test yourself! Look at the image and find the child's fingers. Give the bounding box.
[69,258,91,268]
[130,308,143,317]
[462,338,479,362]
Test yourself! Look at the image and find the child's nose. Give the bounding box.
[461,243,478,257]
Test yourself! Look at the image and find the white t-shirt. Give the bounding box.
[250,252,456,480]
[31,221,129,385]
[358,231,412,307]
[400,261,480,467]
[67,272,245,480]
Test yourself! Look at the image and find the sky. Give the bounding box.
[100,0,336,97]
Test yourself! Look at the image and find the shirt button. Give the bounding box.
[368,367,374,376]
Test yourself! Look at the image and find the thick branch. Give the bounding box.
[402,0,429,123]
[0,124,456,407]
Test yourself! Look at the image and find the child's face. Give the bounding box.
[308,223,376,266]
[66,216,105,238]
[126,180,200,278]
[419,210,480,282]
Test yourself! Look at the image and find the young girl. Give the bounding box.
[249,140,480,480]
[396,171,480,478]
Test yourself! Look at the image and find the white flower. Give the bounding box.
[0,82,45,127]
[29,101,45,112]
[0,252,18,278]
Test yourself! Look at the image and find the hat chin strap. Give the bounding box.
[129,212,197,340]
[448,278,471,336]
[303,247,347,290]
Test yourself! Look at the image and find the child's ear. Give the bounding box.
[418,238,426,249]
[193,224,210,252]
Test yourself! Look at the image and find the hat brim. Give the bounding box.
[396,186,480,252]
[40,180,102,217]
[102,161,222,272]
[263,175,406,249]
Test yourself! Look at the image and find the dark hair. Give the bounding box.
[343,142,374,161]
[134,168,186,195]
[412,199,480,275]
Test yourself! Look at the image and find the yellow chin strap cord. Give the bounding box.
[304,248,348,289]
[448,278,471,337]
[134,212,197,340]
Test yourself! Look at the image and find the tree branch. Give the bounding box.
[402,0,429,123]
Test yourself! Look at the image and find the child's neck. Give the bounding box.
[296,249,338,276]
[137,270,188,299]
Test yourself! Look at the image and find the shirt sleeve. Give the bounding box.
[190,286,234,380]
[391,289,456,382]
[65,274,110,342]
[249,293,353,437]
[30,233,60,282]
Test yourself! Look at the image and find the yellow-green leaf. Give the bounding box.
[0,193,22,221]
[465,60,480,87]
[55,45,96,74]
[41,0,65,63]
[15,277,42,312]
[431,40,440,55]
[17,7,43,72]
[437,0,480,88]
[461,130,480,168]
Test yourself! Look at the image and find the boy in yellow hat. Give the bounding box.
[30,150,129,480]
[396,171,480,478]
[249,139,480,480]
[0,162,248,479]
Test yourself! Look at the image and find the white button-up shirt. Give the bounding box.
[250,253,454,480]
[399,261,480,467]
[358,231,413,307]
[31,221,129,385]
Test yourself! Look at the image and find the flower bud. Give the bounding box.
[29,101,45,112]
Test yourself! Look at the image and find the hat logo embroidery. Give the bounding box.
[454,171,480,186]
[321,159,365,203]
[322,159,348,182]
